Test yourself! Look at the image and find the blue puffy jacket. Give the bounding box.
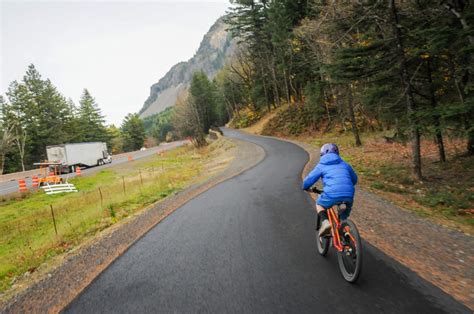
[302,153,358,199]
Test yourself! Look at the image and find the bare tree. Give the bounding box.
[172,96,207,148]
[13,122,28,172]
[0,124,15,174]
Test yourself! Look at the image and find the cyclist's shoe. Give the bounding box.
[319,219,331,237]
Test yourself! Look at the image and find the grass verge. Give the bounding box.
[0,140,233,293]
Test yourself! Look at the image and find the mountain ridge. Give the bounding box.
[139,16,236,118]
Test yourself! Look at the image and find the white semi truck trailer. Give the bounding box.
[46,142,112,173]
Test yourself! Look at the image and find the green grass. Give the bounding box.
[0,144,210,292]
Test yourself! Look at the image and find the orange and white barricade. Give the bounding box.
[18,179,27,192]
[32,176,39,188]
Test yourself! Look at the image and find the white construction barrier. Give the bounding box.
[41,183,78,195]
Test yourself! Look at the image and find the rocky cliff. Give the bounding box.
[139,16,236,118]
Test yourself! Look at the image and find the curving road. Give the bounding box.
[64,130,469,313]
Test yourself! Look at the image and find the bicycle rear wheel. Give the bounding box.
[316,218,330,256]
[337,219,362,283]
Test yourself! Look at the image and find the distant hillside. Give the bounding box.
[139,16,236,118]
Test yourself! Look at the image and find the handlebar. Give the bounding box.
[310,187,323,194]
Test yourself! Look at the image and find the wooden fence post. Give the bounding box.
[50,204,58,236]
[98,187,103,208]
[122,176,126,195]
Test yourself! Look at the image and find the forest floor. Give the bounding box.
[300,132,473,235]
[248,108,474,235]
[0,138,236,297]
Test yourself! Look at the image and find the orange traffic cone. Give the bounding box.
[18,179,27,192]
[32,176,39,188]
[75,166,81,176]
[128,155,133,162]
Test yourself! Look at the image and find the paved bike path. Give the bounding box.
[64,129,468,313]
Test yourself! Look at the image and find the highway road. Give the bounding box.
[0,141,187,196]
[64,130,469,313]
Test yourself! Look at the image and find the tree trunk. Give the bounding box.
[16,138,26,172]
[426,60,446,162]
[224,99,233,121]
[266,53,281,107]
[390,0,422,179]
[283,68,291,106]
[260,66,271,112]
[0,153,5,175]
[442,2,474,154]
[347,85,362,146]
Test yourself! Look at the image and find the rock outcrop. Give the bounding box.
[139,16,236,118]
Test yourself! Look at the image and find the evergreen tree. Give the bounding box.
[149,107,175,142]
[106,124,123,154]
[2,64,76,170]
[172,72,221,147]
[121,113,146,152]
[77,89,108,143]
[189,71,218,133]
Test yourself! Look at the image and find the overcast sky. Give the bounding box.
[0,0,230,125]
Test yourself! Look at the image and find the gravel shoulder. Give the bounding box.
[0,137,265,313]
[290,139,474,310]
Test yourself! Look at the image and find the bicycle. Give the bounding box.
[310,187,363,283]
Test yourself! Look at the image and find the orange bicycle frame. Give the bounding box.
[326,207,344,251]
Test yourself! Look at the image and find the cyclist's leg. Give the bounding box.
[316,195,332,219]
[339,199,353,221]
[316,204,326,213]
[316,195,333,236]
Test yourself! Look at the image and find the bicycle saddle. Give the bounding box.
[333,202,348,213]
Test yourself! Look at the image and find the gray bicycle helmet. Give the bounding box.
[320,143,339,156]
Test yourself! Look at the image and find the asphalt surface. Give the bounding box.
[0,141,186,196]
[64,130,469,313]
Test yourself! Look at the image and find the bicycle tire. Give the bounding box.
[337,219,362,283]
[316,217,330,256]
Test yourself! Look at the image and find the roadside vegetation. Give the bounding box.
[308,131,473,233]
[133,1,474,231]
[0,139,233,293]
[146,1,473,177]
[244,106,474,233]
[149,1,473,229]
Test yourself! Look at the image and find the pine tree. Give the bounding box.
[1,64,79,169]
[77,89,108,143]
[188,71,218,133]
[106,124,123,154]
[121,113,145,152]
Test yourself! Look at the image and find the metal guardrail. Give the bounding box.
[41,183,78,195]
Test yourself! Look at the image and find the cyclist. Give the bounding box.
[302,143,358,237]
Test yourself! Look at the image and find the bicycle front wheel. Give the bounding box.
[337,219,362,283]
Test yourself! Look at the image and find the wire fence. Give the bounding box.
[0,158,202,287]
